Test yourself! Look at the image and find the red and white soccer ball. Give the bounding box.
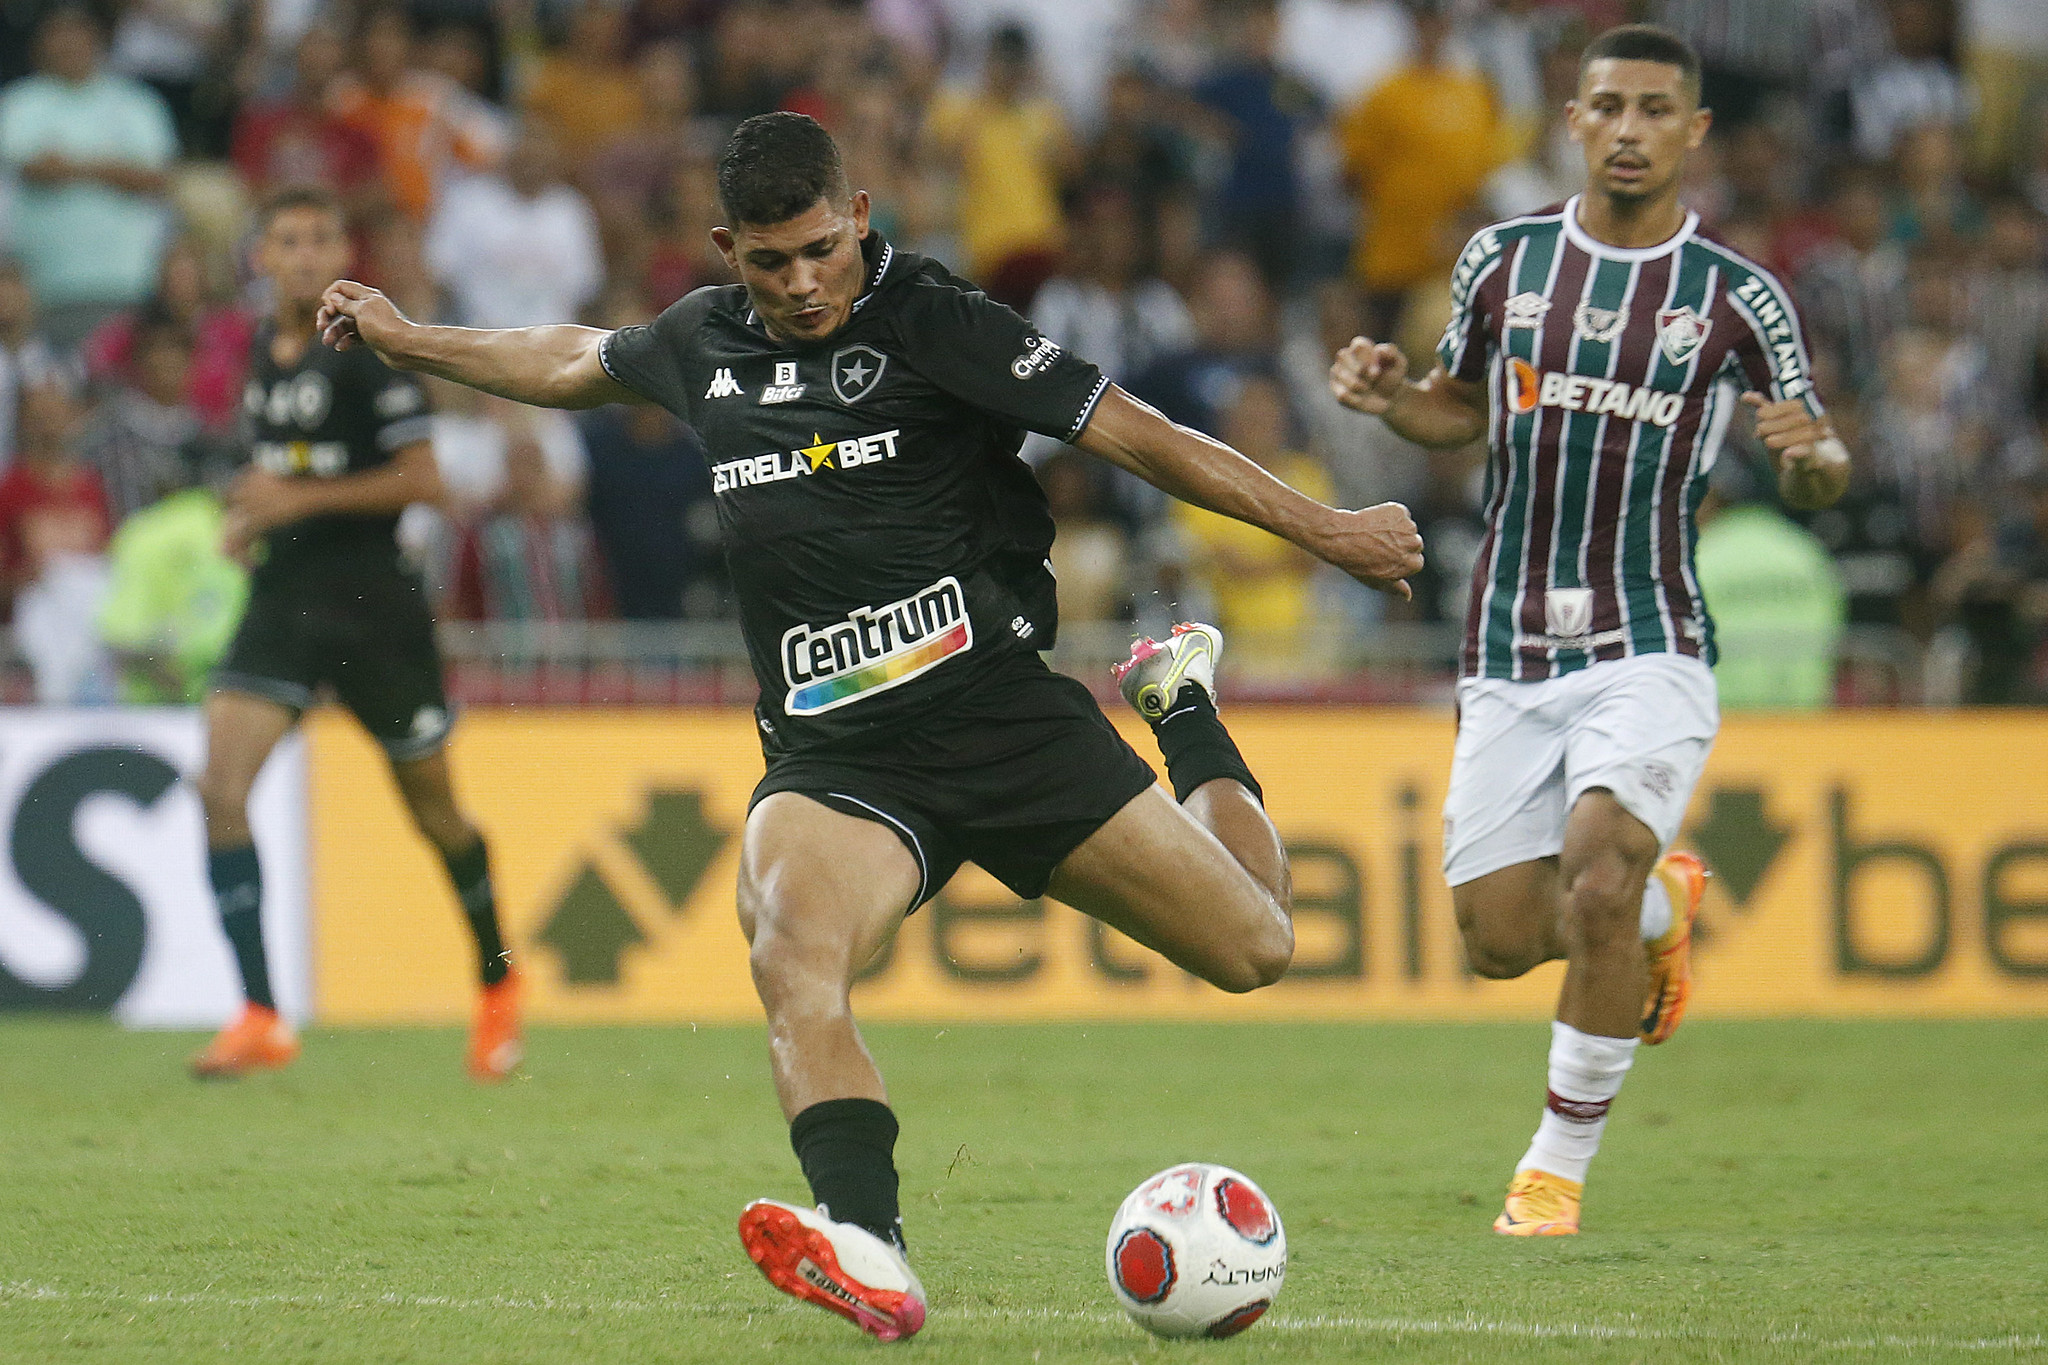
[1105,1163,1287,1339]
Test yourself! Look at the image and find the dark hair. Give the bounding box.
[717,112,848,227]
[258,183,346,229]
[1579,23,1702,103]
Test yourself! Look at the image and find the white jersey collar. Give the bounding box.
[1561,194,1698,262]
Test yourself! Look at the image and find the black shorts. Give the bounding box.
[751,650,1159,910]
[214,566,452,761]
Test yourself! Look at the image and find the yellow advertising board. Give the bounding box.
[308,708,2048,1023]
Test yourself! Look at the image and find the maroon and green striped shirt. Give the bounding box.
[1437,196,1822,681]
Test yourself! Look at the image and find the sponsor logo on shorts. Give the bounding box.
[711,429,902,494]
[1506,363,1685,427]
[781,576,973,715]
[1641,760,1677,801]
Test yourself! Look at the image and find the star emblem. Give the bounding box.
[840,357,872,387]
[798,432,836,472]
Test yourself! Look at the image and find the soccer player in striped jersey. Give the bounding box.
[1331,24,1848,1235]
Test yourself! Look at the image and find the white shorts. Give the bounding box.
[1442,653,1719,887]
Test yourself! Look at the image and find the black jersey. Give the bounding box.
[600,234,1110,755]
[239,321,433,584]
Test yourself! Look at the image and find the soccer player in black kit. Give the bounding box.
[316,115,1423,1339]
[187,187,523,1083]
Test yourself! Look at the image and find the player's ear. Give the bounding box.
[710,225,738,271]
[1563,98,1584,144]
[1687,105,1712,150]
[851,189,871,239]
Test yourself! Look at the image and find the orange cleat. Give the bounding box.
[466,968,524,1082]
[1493,1168,1583,1236]
[1640,850,1707,1045]
[190,1003,300,1079]
[739,1199,926,1341]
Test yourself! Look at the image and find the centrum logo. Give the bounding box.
[712,429,902,495]
[782,576,973,716]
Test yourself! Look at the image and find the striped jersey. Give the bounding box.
[1438,195,1822,681]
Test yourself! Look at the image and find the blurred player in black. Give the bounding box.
[315,114,1423,1338]
[188,188,521,1083]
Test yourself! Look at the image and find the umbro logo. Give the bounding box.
[1503,291,1551,328]
[705,368,744,400]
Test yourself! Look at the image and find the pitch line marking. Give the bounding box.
[3,1282,2041,1354]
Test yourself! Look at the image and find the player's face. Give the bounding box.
[713,191,872,344]
[1567,59,1711,205]
[258,206,353,312]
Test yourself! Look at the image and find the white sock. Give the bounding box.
[1516,1021,1638,1183]
[1639,874,1672,942]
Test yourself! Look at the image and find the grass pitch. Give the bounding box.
[1,1019,2043,1364]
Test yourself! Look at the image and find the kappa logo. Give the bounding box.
[1572,300,1627,345]
[760,360,805,405]
[831,344,887,404]
[1656,305,1712,366]
[1503,291,1552,328]
[705,367,744,400]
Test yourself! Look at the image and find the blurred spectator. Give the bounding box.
[426,123,602,328]
[925,22,1076,306]
[450,431,607,622]
[0,258,64,468]
[1128,250,1275,439]
[1652,0,1812,130]
[1278,276,1425,511]
[230,26,385,220]
[1115,0,1218,93]
[329,4,505,222]
[520,0,645,165]
[105,0,230,155]
[1171,373,1332,674]
[1079,66,1198,225]
[641,151,731,306]
[1695,496,1848,709]
[579,400,722,619]
[77,306,225,521]
[1030,189,1196,385]
[0,377,114,700]
[1964,198,2048,432]
[586,43,711,250]
[1852,0,1973,163]
[1798,166,1910,398]
[1338,0,1500,337]
[1484,38,1584,219]
[97,451,247,703]
[1962,0,2048,179]
[1278,0,1412,112]
[1867,321,1999,562]
[1040,448,1130,624]
[81,235,255,433]
[1887,122,1983,249]
[1192,0,1320,289]
[0,6,178,348]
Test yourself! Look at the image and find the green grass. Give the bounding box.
[0,1020,2044,1364]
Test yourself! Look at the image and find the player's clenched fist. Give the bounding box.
[1740,390,1849,509]
[1328,336,1409,415]
[1316,501,1425,599]
[317,280,412,361]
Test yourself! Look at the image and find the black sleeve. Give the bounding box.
[891,279,1109,442]
[599,289,716,416]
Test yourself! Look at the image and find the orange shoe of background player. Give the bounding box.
[466,968,524,1082]
[1493,1168,1583,1236]
[1640,850,1708,1045]
[190,1003,299,1079]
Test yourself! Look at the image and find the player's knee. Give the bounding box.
[1211,910,1292,993]
[1563,853,1652,943]
[1458,920,1544,979]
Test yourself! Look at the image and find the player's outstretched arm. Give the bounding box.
[316,280,638,410]
[1741,392,1850,510]
[1328,337,1488,450]
[222,439,444,559]
[1075,385,1424,598]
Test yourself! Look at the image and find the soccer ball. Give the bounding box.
[1104,1162,1287,1339]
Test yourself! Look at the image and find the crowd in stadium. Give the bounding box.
[0,0,2043,704]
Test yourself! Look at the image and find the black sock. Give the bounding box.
[1150,683,1264,805]
[790,1098,905,1252]
[442,837,510,986]
[209,844,273,1009]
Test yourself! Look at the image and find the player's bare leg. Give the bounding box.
[1487,791,1703,1235]
[190,690,301,1078]
[390,750,520,1081]
[734,794,926,1340]
[1047,786,1291,993]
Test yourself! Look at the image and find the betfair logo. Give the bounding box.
[711,429,902,495]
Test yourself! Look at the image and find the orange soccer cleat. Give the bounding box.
[190,1003,300,1079]
[739,1199,926,1342]
[1493,1168,1583,1236]
[466,969,524,1082]
[1640,850,1708,1045]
